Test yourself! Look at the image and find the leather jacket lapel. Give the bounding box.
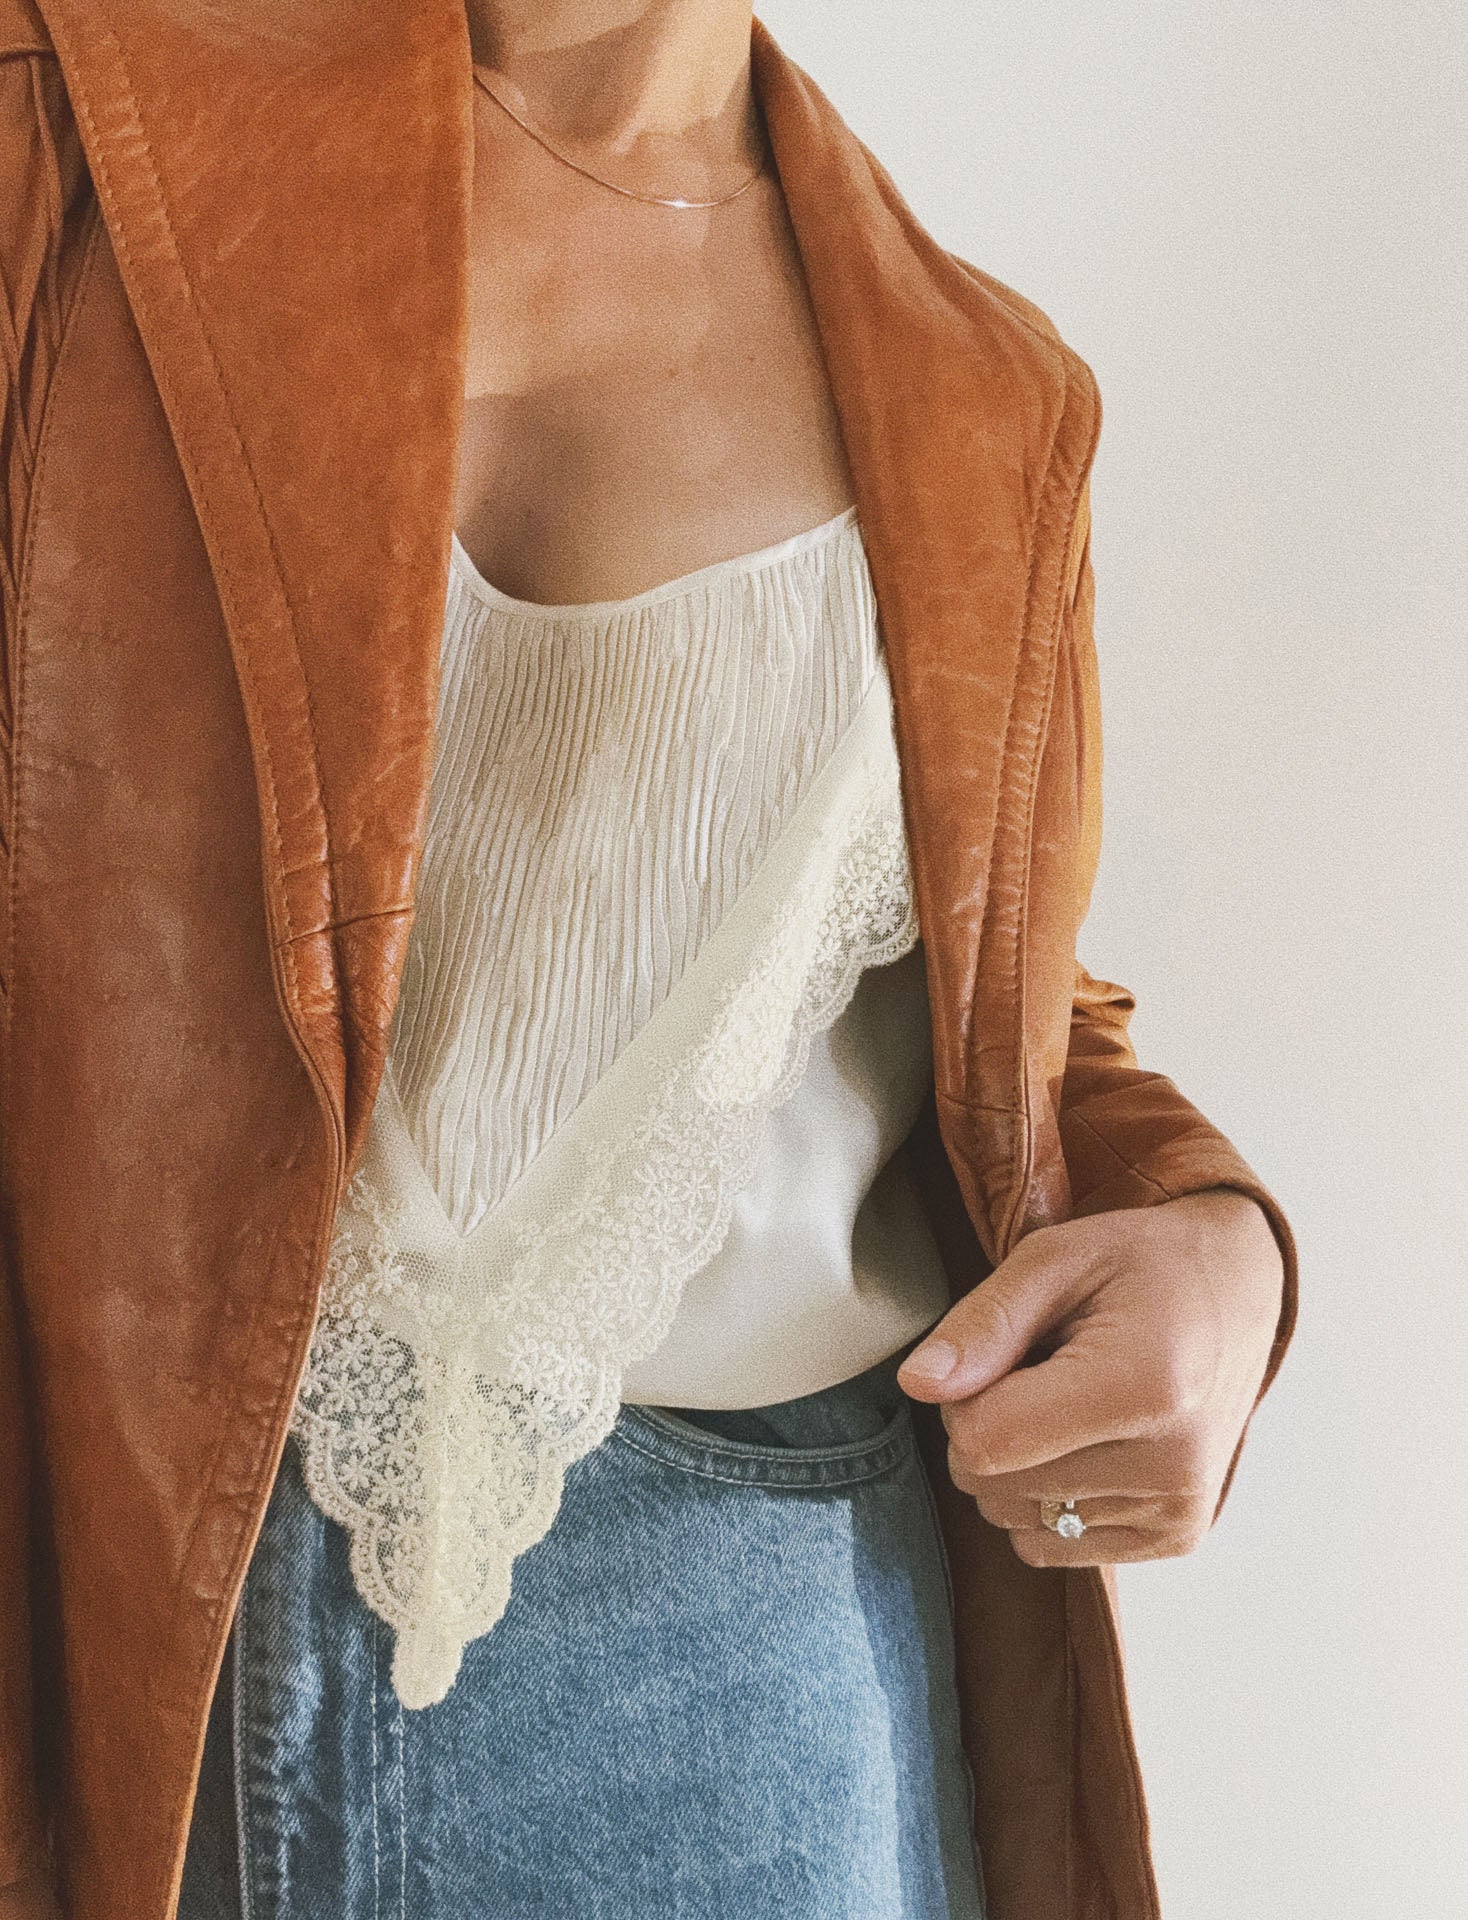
[752,21,1097,1260]
[32,0,475,1170]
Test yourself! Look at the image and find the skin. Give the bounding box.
[458,0,1285,1568]
[457,0,854,604]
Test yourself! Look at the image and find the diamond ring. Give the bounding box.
[1040,1497,1086,1539]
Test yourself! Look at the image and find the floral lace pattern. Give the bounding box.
[290,677,920,1709]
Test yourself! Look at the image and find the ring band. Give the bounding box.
[1040,1497,1086,1539]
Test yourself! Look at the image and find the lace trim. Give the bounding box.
[290,705,920,1710]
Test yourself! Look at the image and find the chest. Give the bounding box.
[453,174,855,605]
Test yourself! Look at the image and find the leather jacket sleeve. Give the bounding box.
[0,13,94,1900]
[1057,477,1301,1524]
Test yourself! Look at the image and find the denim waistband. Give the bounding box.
[618,1347,915,1487]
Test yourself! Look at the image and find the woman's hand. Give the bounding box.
[897,1188,1285,1564]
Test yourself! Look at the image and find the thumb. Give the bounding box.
[896,1232,1081,1403]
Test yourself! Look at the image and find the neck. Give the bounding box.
[464,0,759,172]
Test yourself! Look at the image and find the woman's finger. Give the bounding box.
[946,1426,1217,1506]
[948,1464,1198,1537]
[1007,1523,1204,1567]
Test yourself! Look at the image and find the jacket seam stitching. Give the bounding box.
[1001,378,1071,1239]
[51,15,336,984]
[962,389,1064,1228]
[992,357,1102,1264]
[1066,1108,1174,1201]
[277,903,412,949]
[935,1089,1023,1117]
[4,186,104,1055]
[43,28,293,1008]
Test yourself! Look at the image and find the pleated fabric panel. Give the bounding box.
[389,505,882,1238]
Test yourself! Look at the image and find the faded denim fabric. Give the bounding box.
[180,1351,987,1919]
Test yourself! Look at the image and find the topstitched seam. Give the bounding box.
[49,27,327,1571]
[997,358,1103,1263]
[1068,1108,1173,1201]
[982,371,1069,1243]
[73,19,339,975]
[278,902,413,950]
[4,164,102,1044]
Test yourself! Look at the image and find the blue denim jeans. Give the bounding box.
[179,1350,987,1918]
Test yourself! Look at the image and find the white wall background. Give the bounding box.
[758,5,1468,1914]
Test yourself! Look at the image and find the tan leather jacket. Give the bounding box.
[0,4,1299,1916]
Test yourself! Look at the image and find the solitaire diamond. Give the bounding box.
[1055,1505,1085,1539]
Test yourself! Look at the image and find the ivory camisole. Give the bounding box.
[290,504,953,1706]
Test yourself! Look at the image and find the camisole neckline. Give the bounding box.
[448,501,859,620]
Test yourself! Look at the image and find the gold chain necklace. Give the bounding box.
[472,65,767,211]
